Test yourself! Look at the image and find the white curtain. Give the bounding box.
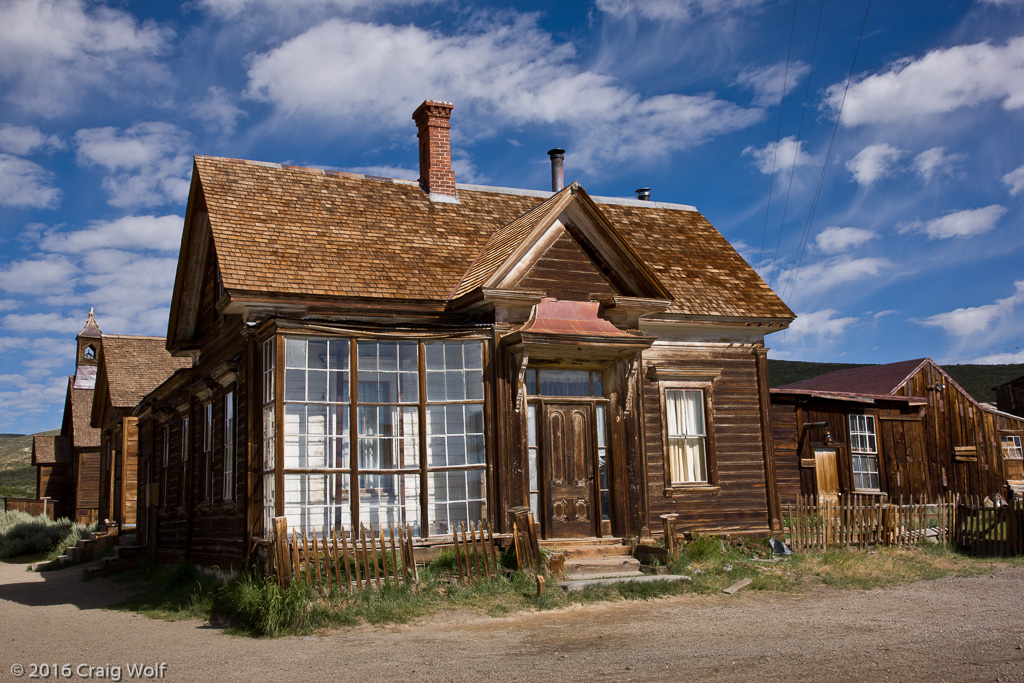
[666,390,707,484]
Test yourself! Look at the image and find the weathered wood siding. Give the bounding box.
[770,400,801,502]
[642,346,772,536]
[76,448,100,510]
[36,465,73,519]
[517,228,617,302]
[122,417,139,528]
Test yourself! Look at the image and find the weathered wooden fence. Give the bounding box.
[784,495,957,551]
[956,496,1024,556]
[270,517,500,593]
[2,497,57,519]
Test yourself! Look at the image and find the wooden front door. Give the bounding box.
[543,402,596,537]
[814,448,840,504]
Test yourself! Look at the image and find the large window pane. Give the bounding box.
[358,473,420,536]
[666,389,708,484]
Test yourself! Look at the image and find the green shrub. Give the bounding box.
[0,510,93,560]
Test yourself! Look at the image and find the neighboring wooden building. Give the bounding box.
[30,311,103,522]
[91,335,191,531]
[771,358,1024,504]
[138,99,794,568]
[995,374,1024,419]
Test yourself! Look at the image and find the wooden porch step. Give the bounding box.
[559,574,692,592]
[563,555,643,580]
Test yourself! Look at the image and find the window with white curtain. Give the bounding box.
[665,389,708,484]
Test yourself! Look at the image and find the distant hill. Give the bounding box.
[0,430,58,500]
[768,360,1024,405]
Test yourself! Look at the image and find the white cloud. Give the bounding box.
[0,300,19,312]
[845,143,904,186]
[0,0,172,117]
[786,308,859,339]
[775,256,894,295]
[344,165,419,181]
[741,136,815,175]
[3,312,83,334]
[901,205,1008,239]
[814,226,876,254]
[197,0,439,19]
[73,122,192,208]
[244,17,761,168]
[978,0,1024,6]
[1002,164,1024,195]
[913,147,964,182]
[595,0,765,22]
[191,87,247,136]
[825,37,1024,126]
[41,215,183,253]
[0,255,76,294]
[0,153,61,208]
[917,280,1024,338]
[734,61,810,106]
[0,125,63,155]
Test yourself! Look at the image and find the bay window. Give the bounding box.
[270,335,485,538]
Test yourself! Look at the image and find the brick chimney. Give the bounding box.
[412,99,457,201]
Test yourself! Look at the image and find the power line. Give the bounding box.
[768,0,825,289]
[756,0,800,274]
[782,0,873,304]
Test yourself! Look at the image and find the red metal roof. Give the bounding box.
[518,298,638,338]
[775,358,929,396]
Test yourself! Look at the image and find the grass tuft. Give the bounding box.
[0,510,95,561]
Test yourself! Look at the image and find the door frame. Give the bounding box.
[529,396,612,538]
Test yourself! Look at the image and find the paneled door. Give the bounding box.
[814,448,840,504]
[543,402,596,537]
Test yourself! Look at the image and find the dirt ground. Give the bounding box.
[1,559,1023,682]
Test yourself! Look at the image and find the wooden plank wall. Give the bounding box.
[76,448,100,511]
[148,248,249,569]
[516,228,617,302]
[770,401,801,502]
[122,417,139,528]
[643,345,772,536]
[899,362,1023,499]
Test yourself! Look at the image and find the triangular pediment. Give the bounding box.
[451,183,672,302]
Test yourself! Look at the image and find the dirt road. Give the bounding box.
[1,558,1023,682]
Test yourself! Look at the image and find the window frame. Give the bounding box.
[847,413,881,491]
[161,423,170,509]
[656,375,719,495]
[1001,434,1023,460]
[270,334,489,538]
[223,389,235,502]
[203,401,213,503]
[179,416,190,508]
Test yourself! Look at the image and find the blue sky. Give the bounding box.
[2,0,1023,434]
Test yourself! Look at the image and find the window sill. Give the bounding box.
[663,485,720,497]
[849,489,885,496]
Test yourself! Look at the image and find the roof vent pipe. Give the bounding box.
[548,148,565,192]
[635,187,651,201]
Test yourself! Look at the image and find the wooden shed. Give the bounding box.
[995,374,1024,419]
[137,99,794,569]
[771,358,1024,504]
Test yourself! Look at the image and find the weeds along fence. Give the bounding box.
[785,494,1024,556]
[956,495,1024,557]
[784,494,957,551]
[270,517,500,594]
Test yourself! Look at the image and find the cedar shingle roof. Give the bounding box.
[100,335,193,408]
[194,156,793,320]
[775,359,929,396]
[33,435,71,465]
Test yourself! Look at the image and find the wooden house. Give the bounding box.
[995,374,1024,419]
[138,99,794,568]
[29,311,102,522]
[771,358,1024,504]
[91,334,192,532]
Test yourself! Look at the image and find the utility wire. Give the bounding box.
[781,0,872,304]
[756,0,800,274]
[768,0,825,289]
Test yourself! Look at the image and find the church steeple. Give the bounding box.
[74,308,102,388]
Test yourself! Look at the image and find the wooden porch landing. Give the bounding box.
[540,537,644,581]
